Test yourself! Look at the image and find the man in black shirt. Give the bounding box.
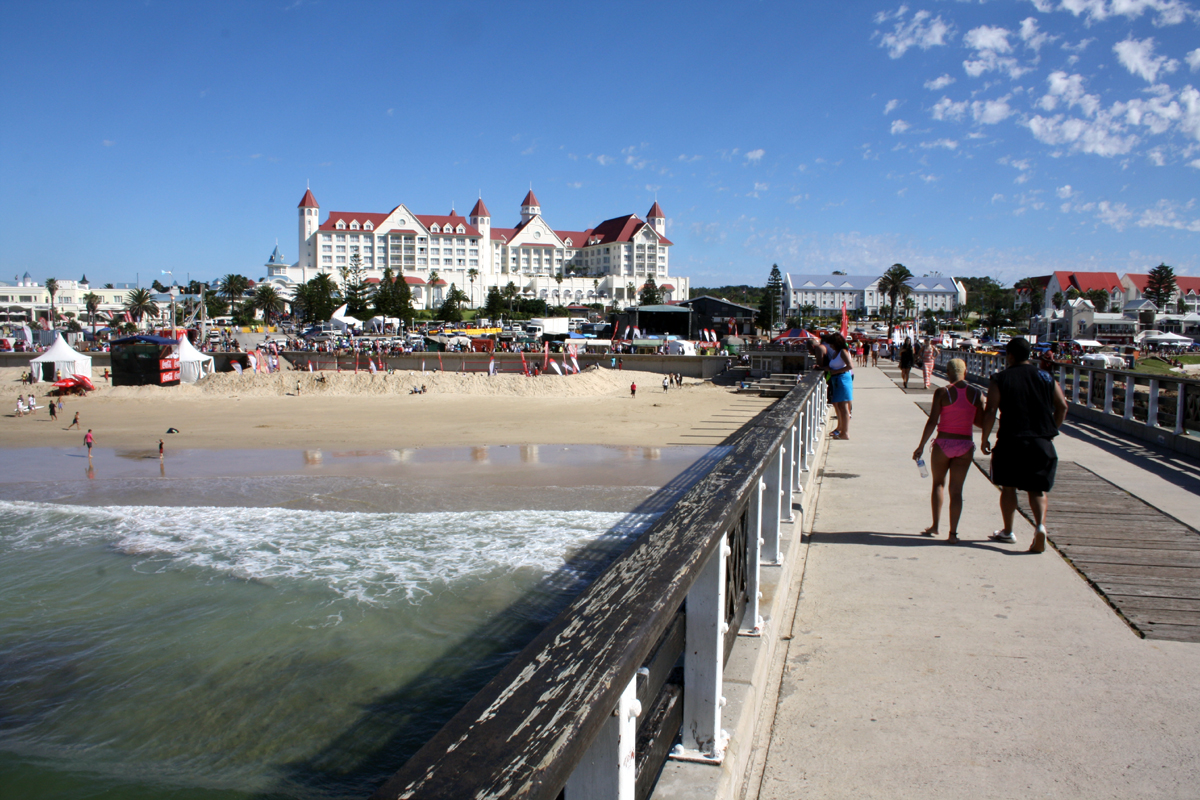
[980,338,1068,553]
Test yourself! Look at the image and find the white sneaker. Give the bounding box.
[988,530,1017,544]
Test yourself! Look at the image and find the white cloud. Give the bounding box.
[1096,200,1134,230]
[919,138,959,149]
[677,154,702,162]
[931,96,968,121]
[925,74,955,90]
[876,8,953,58]
[1029,0,1054,12]
[1136,199,1200,231]
[1188,49,1200,72]
[884,99,902,114]
[1190,158,1200,168]
[748,182,770,198]
[596,154,613,166]
[1057,184,1074,198]
[972,96,1014,124]
[1119,85,1182,135]
[965,25,1012,54]
[1026,110,1139,156]
[745,148,765,163]
[102,139,115,147]
[1114,36,1179,83]
[1019,17,1055,51]
[1040,71,1101,116]
[891,119,912,134]
[1060,0,1194,27]
[567,181,583,189]
[1148,148,1166,165]
[1180,85,1200,140]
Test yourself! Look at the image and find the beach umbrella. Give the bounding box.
[72,374,95,391]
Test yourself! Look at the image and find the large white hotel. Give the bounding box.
[265,188,689,308]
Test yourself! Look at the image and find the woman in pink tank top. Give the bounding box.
[912,358,983,542]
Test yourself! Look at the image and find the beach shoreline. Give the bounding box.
[1,367,773,452]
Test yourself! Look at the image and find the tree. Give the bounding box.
[639,275,662,306]
[152,279,167,293]
[903,296,916,319]
[626,281,637,306]
[1085,288,1109,313]
[436,283,467,322]
[374,267,413,326]
[205,294,230,320]
[427,269,440,311]
[484,286,504,319]
[1013,277,1045,332]
[1144,263,1176,310]
[83,291,101,337]
[502,281,519,315]
[763,264,785,331]
[219,274,250,306]
[1052,291,1065,311]
[878,263,914,340]
[306,273,341,322]
[1179,297,1189,314]
[467,267,479,308]
[45,277,59,329]
[125,288,158,326]
[799,302,817,329]
[339,254,372,318]
[250,284,285,324]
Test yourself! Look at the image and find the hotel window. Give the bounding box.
[321,256,332,263]
[417,258,427,266]
[469,248,478,256]
[364,258,373,266]
[321,234,332,241]
[336,256,346,264]
[364,246,373,253]
[350,246,359,253]
[322,245,332,252]
[430,248,439,255]
[336,234,346,242]
[456,259,465,266]
[456,249,465,256]
[349,234,359,242]
[431,258,440,266]
[336,245,346,253]
[469,259,478,266]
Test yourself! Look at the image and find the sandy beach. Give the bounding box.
[0,367,775,452]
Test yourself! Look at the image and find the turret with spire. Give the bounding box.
[469,197,491,267]
[298,188,319,273]
[520,189,541,224]
[647,201,665,236]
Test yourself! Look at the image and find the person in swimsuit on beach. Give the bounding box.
[912,358,983,542]
[67,411,80,430]
[630,381,637,398]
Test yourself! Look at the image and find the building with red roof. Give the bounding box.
[1122,272,1200,313]
[266,188,687,309]
[1044,271,1124,313]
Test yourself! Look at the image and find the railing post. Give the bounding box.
[1104,372,1114,415]
[742,479,765,636]
[565,674,641,800]
[762,446,783,564]
[1124,374,1136,421]
[1058,364,1066,391]
[791,423,802,489]
[1072,368,1081,405]
[1147,378,1159,428]
[673,539,730,763]
[780,437,795,523]
[1082,368,1092,409]
[1175,381,1187,436]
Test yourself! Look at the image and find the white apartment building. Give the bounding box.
[272,189,688,308]
[0,274,135,328]
[784,273,965,317]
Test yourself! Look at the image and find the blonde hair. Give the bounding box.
[947,358,966,381]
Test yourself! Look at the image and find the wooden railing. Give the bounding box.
[935,349,1198,437]
[369,373,828,800]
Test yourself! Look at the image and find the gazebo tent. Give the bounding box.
[29,333,92,383]
[178,335,216,383]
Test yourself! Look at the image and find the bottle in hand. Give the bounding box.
[915,458,929,478]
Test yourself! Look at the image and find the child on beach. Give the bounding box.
[630,381,637,398]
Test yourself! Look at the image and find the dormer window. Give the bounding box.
[350,221,360,230]
[364,221,373,230]
[336,220,346,230]
[456,225,465,234]
[431,224,440,233]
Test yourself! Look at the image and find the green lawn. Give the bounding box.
[1134,354,1200,375]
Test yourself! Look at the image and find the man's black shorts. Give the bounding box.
[990,436,1057,493]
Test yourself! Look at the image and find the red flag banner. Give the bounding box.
[840,302,849,340]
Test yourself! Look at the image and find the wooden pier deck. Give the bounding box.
[1016,462,1200,643]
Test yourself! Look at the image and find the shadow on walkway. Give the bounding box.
[812,529,1027,555]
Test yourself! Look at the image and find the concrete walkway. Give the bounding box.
[747,363,1200,799]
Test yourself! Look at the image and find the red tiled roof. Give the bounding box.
[522,190,541,208]
[1053,271,1122,294]
[298,189,319,208]
[403,276,426,285]
[585,214,673,246]
[470,198,491,218]
[647,201,665,219]
[365,278,381,284]
[1127,273,1200,295]
[319,211,391,231]
[660,283,675,291]
[491,228,515,242]
[555,229,592,247]
[416,215,482,236]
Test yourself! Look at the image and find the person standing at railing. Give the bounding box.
[912,358,983,542]
[980,338,1069,553]
[822,332,854,440]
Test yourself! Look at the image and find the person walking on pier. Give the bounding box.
[919,338,937,389]
[899,338,915,389]
[980,338,1068,553]
[913,358,983,542]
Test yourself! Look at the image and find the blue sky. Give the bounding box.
[1,0,1198,290]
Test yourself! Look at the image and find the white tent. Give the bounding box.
[178,336,216,383]
[1143,332,1194,346]
[29,333,92,383]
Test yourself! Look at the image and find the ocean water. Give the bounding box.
[0,446,718,799]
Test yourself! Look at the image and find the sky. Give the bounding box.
[1,0,1198,290]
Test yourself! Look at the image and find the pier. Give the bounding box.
[375,359,1200,799]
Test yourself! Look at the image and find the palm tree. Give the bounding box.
[502,281,518,315]
[467,267,479,308]
[626,281,637,306]
[219,274,250,306]
[44,277,59,330]
[799,303,817,329]
[877,263,913,340]
[251,284,285,325]
[83,292,101,338]
[903,296,916,319]
[125,288,158,328]
[427,270,440,310]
